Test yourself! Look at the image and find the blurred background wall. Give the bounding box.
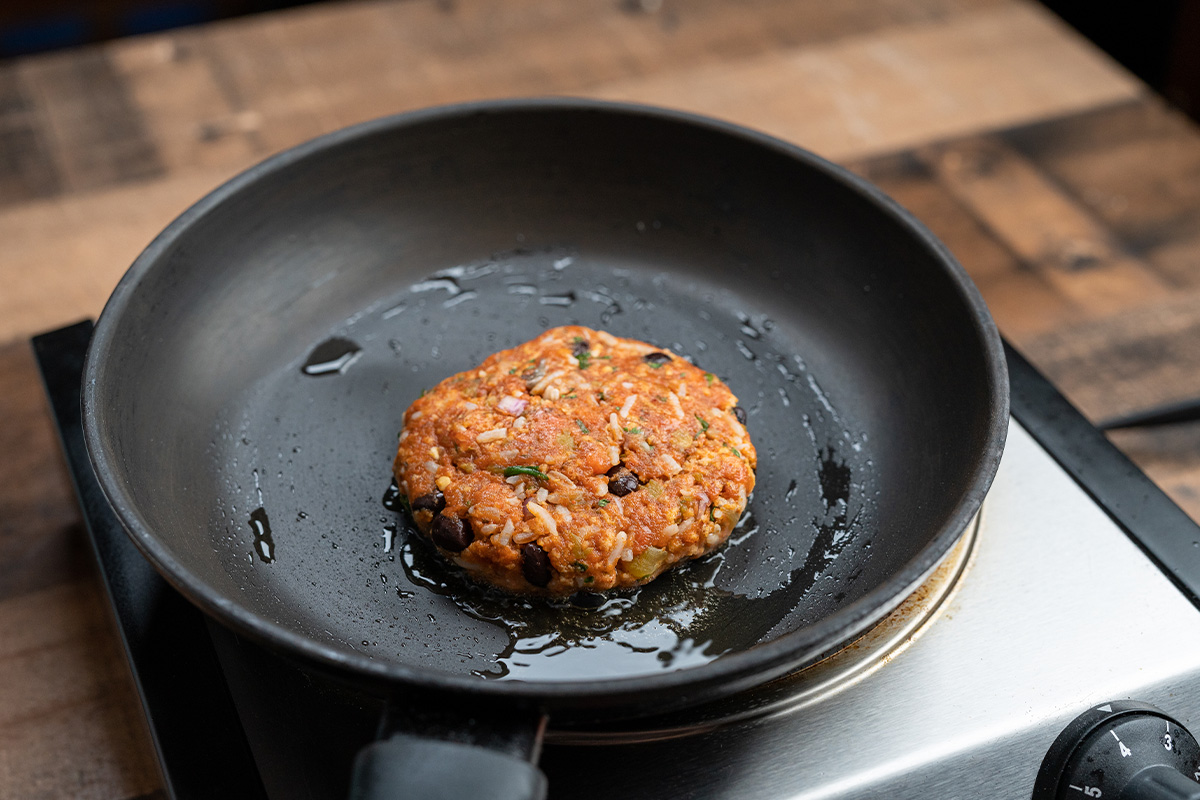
[1,1,1198,121]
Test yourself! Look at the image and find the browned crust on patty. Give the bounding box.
[393,325,756,596]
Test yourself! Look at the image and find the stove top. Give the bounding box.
[34,322,1200,800]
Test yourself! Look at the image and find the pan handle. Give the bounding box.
[348,699,549,800]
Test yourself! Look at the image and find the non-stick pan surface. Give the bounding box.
[83,99,1007,718]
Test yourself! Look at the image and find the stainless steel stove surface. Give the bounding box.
[542,419,1200,799]
[35,324,1200,800]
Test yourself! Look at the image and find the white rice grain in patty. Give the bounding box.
[606,531,628,567]
[526,502,558,536]
[668,392,684,418]
[513,529,539,544]
[476,427,507,443]
[619,394,638,419]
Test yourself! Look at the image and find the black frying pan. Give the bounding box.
[82,99,1007,799]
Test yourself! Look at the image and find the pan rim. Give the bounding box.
[82,97,1009,711]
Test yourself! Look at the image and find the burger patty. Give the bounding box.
[393,325,757,596]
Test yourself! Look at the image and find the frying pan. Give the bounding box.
[82,99,1008,799]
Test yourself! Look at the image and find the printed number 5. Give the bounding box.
[1083,788,1102,798]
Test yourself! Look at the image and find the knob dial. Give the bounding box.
[1034,701,1200,799]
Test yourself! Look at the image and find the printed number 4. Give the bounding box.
[1119,742,1132,758]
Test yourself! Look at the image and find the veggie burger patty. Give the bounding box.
[393,325,756,596]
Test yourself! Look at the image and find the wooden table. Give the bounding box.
[4,0,1200,796]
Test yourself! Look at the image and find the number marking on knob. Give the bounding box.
[1111,730,1133,758]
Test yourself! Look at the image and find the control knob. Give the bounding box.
[1034,701,1200,799]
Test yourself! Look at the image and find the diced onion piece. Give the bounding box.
[497,395,527,416]
[626,547,668,579]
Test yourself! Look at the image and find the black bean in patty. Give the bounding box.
[521,542,553,587]
[606,464,638,497]
[411,490,446,515]
[431,514,474,552]
[643,352,672,365]
[571,339,590,357]
[732,406,747,425]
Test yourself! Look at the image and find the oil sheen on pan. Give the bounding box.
[211,250,874,682]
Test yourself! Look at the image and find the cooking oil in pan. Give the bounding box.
[383,439,858,681]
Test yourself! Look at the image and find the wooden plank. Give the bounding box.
[1019,288,1200,423]
[133,0,1010,161]
[0,1,1147,347]
[0,169,236,346]
[15,48,164,193]
[1003,98,1200,289]
[918,135,1173,317]
[0,63,63,206]
[0,580,161,800]
[850,152,1083,339]
[106,33,260,173]
[591,2,1144,161]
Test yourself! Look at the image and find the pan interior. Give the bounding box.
[89,105,998,686]
[213,253,875,681]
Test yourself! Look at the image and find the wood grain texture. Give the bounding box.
[0,580,161,800]
[593,2,1143,160]
[918,134,1172,317]
[1003,98,1200,289]
[2,1,1200,797]
[0,0,1143,346]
